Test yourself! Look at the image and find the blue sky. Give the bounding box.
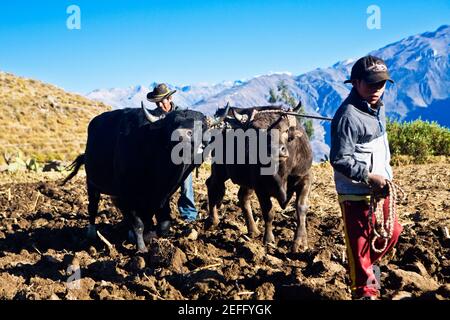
[0,0,448,93]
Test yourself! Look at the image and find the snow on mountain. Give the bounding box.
[87,84,151,110]
[372,24,450,118]
[86,81,240,110]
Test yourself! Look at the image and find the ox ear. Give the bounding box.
[209,102,230,127]
[214,103,228,118]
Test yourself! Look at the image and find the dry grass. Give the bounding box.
[0,72,111,165]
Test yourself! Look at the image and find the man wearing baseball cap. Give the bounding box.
[330,56,402,300]
[147,84,199,226]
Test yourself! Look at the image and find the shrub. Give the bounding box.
[387,118,450,164]
[267,81,314,139]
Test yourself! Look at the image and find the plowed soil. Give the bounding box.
[0,163,449,300]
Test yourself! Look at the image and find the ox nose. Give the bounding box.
[279,145,289,159]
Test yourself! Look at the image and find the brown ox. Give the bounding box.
[206,105,313,252]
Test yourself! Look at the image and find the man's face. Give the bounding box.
[354,79,387,106]
[156,96,173,113]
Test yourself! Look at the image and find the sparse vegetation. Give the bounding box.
[387,118,450,164]
[0,72,111,165]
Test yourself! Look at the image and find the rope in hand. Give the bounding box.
[369,180,406,253]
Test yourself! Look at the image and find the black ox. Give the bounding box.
[63,104,226,253]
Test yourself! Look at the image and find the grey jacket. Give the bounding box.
[330,89,393,195]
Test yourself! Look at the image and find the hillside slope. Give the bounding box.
[0,72,111,165]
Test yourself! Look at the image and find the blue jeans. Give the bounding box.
[178,173,198,221]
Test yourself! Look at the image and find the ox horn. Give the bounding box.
[232,108,245,123]
[293,100,303,113]
[248,109,257,122]
[141,101,161,123]
[209,102,230,127]
[232,108,257,124]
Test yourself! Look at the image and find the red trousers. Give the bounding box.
[339,195,403,298]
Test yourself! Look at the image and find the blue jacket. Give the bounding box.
[330,89,393,195]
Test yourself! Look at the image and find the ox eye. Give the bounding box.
[288,132,295,142]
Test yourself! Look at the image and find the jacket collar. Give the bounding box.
[347,89,383,116]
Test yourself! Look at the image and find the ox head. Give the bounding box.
[141,101,229,162]
[142,101,229,136]
[229,107,304,162]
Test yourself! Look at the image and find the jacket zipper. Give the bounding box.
[377,110,392,179]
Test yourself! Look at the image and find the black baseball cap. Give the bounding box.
[344,55,394,84]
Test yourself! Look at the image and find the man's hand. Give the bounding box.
[367,173,387,194]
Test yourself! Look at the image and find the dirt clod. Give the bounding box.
[0,163,448,300]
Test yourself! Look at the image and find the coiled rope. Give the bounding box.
[369,180,405,253]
